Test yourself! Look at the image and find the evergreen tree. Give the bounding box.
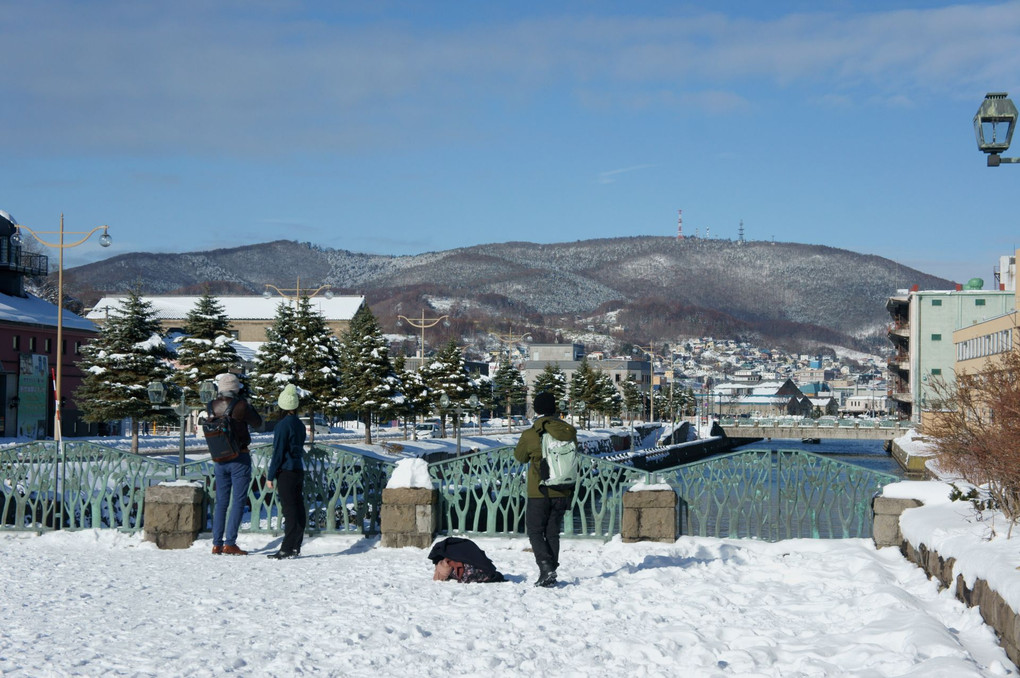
[248,302,298,408]
[393,356,431,439]
[621,376,643,424]
[532,363,568,404]
[173,291,239,405]
[491,356,527,431]
[339,305,402,444]
[568,357,598,428]
[422,339,471,437]
[592,369,622,425]
[249,298,346,442]
[74,290,173,454]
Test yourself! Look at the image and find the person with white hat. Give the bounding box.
[265,384,306,559]
[209,373,263,556]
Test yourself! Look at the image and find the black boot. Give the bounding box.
[534,560,557,588]
[267,549,300,560]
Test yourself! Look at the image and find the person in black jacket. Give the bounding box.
[428,537,505,583]
[265,384,306,559]
[210,373,263,556]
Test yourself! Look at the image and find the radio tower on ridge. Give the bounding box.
[676,209,683,240]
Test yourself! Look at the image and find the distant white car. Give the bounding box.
[300,416,330,435]
[415,422,441,438]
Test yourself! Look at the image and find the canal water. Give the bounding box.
[730,438,905,478]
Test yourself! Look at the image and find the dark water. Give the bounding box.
[730,438,905,478]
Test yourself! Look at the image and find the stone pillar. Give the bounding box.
[380,487,438,548]
[143,482,205,549]
[622,489,678,543]
[871,496,922,548]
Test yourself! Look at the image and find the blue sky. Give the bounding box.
[2,1,1019,285]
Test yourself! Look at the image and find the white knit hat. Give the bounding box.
[277,383,300,411]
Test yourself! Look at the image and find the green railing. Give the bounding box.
[2,442,896,543]
[185,444,395,536]
[670,448,899,541]
[1,441,177,531]
[427,446,651,540]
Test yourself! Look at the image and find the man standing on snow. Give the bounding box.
[514,391,576,587]
[209,372,263,556]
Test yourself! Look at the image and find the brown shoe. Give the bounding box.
[212,545,224,555]
[222,544,248,556]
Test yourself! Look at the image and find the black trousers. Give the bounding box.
[526,496,569,567]
[277,470,306,553]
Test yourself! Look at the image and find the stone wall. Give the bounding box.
[143,483,204,549]
[380,487,438,548]
[873,497,1020,666]
[621,489,678,543]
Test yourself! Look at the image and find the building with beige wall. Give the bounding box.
[86,295,365,342]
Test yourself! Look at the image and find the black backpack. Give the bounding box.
[202,397,241,462]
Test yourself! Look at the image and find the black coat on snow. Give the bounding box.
[427,537,505,582]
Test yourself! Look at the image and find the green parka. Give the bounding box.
[514,415,578,499]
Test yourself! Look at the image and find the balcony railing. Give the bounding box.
[0,239,49,276]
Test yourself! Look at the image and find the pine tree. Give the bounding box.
[249,298,346,442]
[532,363,568,405]
[74,290,173,454]
[339,305,402,444]
[621,376,643,424]
[422,339,471,437]
[173,291,240,405]
[592,369,621,425]
[248,302,298,408]
[491,356,527,432]
[393,356,431,439]
[568,357,598,427]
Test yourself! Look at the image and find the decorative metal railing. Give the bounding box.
[185,444,395,536]
[671,449,899,541]
[427,446,651,540]
[1,441,177,531]
[2,442,896,543]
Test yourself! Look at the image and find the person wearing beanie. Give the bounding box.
[209,373,263,556]
[513,391,577,587]
[265,384,306,559]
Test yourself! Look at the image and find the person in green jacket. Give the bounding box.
[514,391,577,587]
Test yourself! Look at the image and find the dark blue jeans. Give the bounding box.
[212,455,251,547]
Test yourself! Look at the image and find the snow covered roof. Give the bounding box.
[0,293,98,331]
[86,295,365,322]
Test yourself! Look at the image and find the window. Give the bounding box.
[44,338,51,353]
[931,334,942,341]
[74,341,82,354]
[931,299,942,306]
[12,336,19,350]
[976,299,986,306]
[29,337,36,351]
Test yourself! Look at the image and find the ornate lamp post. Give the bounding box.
[147,379,218,476]
[396,310,450,365]
[493,326,531,433]
[264,277,334,306]
[974,92,1019,166]
[9,214,111,526]
[10,215,112,443]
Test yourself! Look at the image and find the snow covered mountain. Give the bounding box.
[63,236,953,352]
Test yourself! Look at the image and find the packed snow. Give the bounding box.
[2,429,1018,675]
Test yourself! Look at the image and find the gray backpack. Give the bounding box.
[539,426,579,492]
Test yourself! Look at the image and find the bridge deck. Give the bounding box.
[718,421,914,441]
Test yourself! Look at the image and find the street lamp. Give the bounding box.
[974,92,1019,166]
[263,277,334,305]
[396,310,450,364]
[438,392,479,454]
[493,326,531,433]
[9,215,112,443]
[147,380,218,476]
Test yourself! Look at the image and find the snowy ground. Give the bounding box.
[0,529,1013,677]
